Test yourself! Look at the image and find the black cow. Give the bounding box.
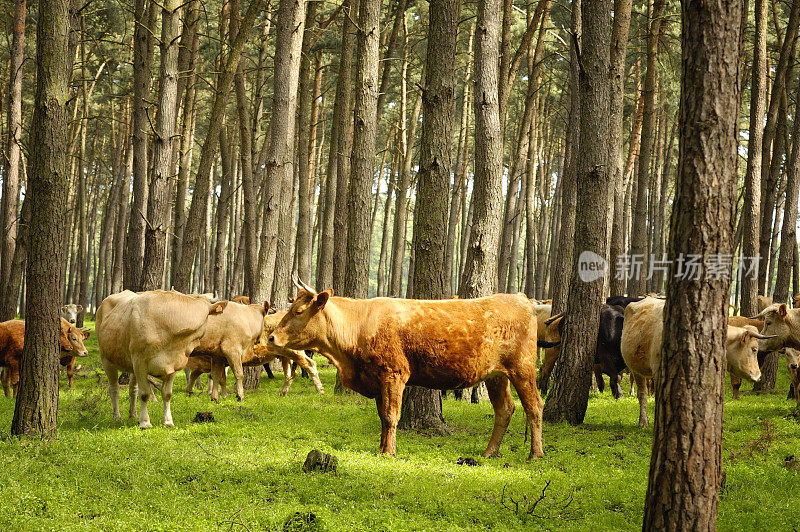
[605,295,643,308]
[538,304,628,399]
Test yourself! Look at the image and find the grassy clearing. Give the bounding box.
[0,322,798,531]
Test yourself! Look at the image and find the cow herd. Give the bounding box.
[1,279,799,460]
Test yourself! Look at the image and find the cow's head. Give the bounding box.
[60,304,82,324]
[752,303,796,351]
[725,325,768,383]
[59,318,90,357]
[268,278,332,350]
[786,348,800,372]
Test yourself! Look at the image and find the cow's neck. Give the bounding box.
[316,297,364,360]
[787,310,800,349]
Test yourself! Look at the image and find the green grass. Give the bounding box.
[0,321,799,531]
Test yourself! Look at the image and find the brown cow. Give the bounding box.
[0,318,89,396]
[97,290,229,428]
[622,297,769,426]
[232,295,251,305]
[758,295,773,312]
[786,348,800,407]
[268,279,544,459]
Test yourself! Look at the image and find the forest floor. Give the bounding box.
[0,321,799,531]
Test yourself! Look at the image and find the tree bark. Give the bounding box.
[0,0,26,300]
[740,0,768,317]
[141,0,182,291]
[628,0,665,297]
[607,0,633,298]
[11,0,73,437]
[643,0,740,526]
[125,0,157,291]
[542,0,610,425]
[458,0,503,300]
[344,0,384,298]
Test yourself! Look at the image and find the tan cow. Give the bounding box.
[727,315,765,399]
[97,290,228,428]
[758,295,773,312]
[752,303,800,352]
[190,313,324,400]
[621,297,768,427]
[268,279,543,459]
[0,318,89,396]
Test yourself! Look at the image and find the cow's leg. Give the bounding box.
[132,362,153,429]
[186,369,203,395]
[483,375,516,458]
[634,373,649,427]
[280,357,294,396]
[102,361,121,421]
[508,371,544,460]
[594,365,605,393]
[296,353,324,394]
[610,372,623,400]
[210,361,225,403]
[230,358,244,401]
[793,376,800,407]
[1,367,10,397]
[536,347,559,395]
[376,375,405,455]
[263,363,274,379]
[67,357,76,387]
[731,374,742,399]
[128,373,138,420]
[161,372,176,427]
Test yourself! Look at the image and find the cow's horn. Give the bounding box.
[750,332,777,340]
[297,277,316,293]
[544,312,564,326]
[292,276,305,292]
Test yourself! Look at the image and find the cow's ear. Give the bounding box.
[77,305,83,313]
[740,331,751,345]
[83,330,91,339]
[779,304,788,317]
[209,301,228,315]
[314,289,332,309]
[263,301,270,315]
[61,305,67,312]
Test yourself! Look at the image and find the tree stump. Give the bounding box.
[302,449,338,473]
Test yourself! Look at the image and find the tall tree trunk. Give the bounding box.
[398,0,461,434]
[772,75,800,306]
[141,0,182,291]
[628,0,666,297]
[740,0,768,317]
[0,0,26,300]
[643,0,740,526]
[11,0,72,437]
[174,0,264,294]
[542,0,610,425]
[607,0,633,297]
[757,0,799,293]
[458,0,502,299]
[294,2,318,287]
[344,0,384,298]
[331,0,357,294]
[550,1,580,313]
[255,0,306,304]
[125,0,157,291]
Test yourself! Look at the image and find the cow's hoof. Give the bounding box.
[139,422,152,429]
[527,451,544,461]
[112,415,122,422]
[279,390,288,397]
[164,421,174,428]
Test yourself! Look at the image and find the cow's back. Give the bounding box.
[621,297,665,378]
[365,294,537,388]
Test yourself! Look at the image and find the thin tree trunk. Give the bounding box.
[0,0,26,300]
[628,0,666,297]
[125,0,157,291]
[643,0,740,526]
[458,0,503,299]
